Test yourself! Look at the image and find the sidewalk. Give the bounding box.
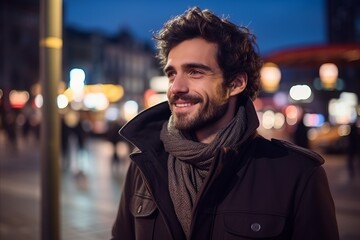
[0,133,128,240]
[321,152,360,240]
[0,132,360,239]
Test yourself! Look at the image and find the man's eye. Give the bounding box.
[188,69,203,77]
[166,71,176,81]
[189,69,201,75]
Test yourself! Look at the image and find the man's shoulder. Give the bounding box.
[252,136,324,166]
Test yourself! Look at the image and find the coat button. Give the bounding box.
[251,222,261,232]
[137,205,142,213]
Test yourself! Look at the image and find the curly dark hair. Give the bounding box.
[153,7,263,100]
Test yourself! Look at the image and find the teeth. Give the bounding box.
[175,103,192,107]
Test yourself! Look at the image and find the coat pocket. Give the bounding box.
[130,193,157,239]
[130,193,157,217]
[223,212,286,239]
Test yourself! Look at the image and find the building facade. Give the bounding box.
[1,0,161,111]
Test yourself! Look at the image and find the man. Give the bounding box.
[111,7,339,240]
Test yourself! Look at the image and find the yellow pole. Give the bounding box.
[39,0,62,239]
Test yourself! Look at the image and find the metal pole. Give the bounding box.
[40,0,62,239]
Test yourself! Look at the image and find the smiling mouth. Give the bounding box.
[174,102,195,107]
[170,94,202,110]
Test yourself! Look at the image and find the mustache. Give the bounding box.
[169,94,202,104]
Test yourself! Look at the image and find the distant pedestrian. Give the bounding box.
[72,116,89,175]
[107,120,124,167]
[294,114,309,148]
[61,116,71,169]
[347,120,360,179]
[4,111,18,152]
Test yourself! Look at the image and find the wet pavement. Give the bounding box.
[0,130,359,240]
[0,131,129,240]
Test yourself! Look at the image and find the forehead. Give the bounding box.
[166,38,219,68]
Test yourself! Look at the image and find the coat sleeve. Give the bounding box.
[292,166,339,240]
[110,162,137,240]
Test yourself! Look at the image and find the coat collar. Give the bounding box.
[119,101,170,152]
[119,97,260,152]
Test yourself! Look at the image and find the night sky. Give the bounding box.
[63,0,326,55]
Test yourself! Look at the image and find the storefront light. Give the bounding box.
[319,63,338,89]
[260,62,281,93]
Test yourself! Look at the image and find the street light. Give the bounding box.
[123,100,139,121]
[69,68,85,101]
[319,63,338,90]
[260,62,281,93]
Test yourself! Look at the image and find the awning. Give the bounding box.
[263,44,360,68]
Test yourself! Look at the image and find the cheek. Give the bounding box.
[212,84,229,99]
[167,84,173,97]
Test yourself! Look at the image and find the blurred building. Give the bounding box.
[262,0,360,106]
[327,0,360,92]
[1,0,161,112]
[260,0,360,151]
[63,27,160,108]
[0,0,40,93]
[0,0,161,138]
[102,29,159,105]
[327,0,360,43]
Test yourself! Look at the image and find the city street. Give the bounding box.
[0,130,359,240]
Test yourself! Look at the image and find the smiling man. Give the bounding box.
[111,7,339,240]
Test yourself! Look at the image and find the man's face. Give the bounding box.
[164,38,231,131]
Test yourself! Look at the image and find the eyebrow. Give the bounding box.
[163,63,213,74]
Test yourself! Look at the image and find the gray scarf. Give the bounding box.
[160,105,247,238]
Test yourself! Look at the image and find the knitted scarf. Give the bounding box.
[160,105,247,238]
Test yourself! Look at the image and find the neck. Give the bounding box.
[195,129,219,144]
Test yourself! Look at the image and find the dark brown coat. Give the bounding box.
[111,100,339,240]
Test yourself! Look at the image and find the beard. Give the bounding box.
[174,100,229,131]
[169,88,229,131]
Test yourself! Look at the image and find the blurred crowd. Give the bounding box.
[0,101,133,174]
[1,100,359,178]
[0,101,41,152]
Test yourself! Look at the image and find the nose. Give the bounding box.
[169,73,189,95]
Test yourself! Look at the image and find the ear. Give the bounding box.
[229,73,247,97]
